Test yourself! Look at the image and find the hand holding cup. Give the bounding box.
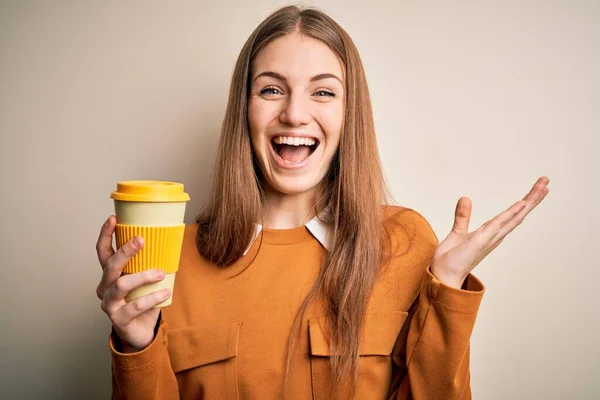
[96,216,170,351]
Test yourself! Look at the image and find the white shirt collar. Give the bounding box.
[243,215,330,255]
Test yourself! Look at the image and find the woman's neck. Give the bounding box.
[262,187,317,229]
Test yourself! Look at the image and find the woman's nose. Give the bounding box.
[279,93,311,127]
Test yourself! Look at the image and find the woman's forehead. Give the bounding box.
[252,33,344,83]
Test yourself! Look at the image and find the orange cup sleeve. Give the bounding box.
[114,224,185,274]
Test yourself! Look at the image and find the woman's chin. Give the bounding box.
[267,176,320,196]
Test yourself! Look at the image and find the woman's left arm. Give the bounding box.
[389,176,550,399]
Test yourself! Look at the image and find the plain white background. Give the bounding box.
[1,1,598,398]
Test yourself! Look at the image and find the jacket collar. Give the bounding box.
[243,215,330,255]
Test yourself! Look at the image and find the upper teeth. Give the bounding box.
[273,136,316,146]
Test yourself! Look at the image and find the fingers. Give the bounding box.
[110,289,171,327]
[521,176,550,203]
[480,200,527,240]
[480,176,550,243]
[452,197,472,234]
[494,184,549,241]
[96,236,144,299]
[517,176,550,215]
[104,269,166,305]
[96,215,116,267]
[501,176,550,231]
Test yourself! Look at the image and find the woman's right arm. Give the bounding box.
[96,215,179,399]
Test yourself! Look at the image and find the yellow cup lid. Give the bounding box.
[110,180,191,202]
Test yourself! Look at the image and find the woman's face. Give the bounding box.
[248,33,344,197]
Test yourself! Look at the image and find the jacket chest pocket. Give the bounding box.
[167,321,243,400]
[308,311,408,400]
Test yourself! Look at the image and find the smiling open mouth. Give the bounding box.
[271,136,319,164]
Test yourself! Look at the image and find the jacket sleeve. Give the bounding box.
[109,318,179,399]
[388,210,485,400]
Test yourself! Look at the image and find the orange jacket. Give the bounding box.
[109,207,484,399]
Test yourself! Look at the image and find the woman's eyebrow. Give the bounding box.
[310,73,342,84]
[253,71,286,83]
[252,71,343,84]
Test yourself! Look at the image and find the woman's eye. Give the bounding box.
[315,90,335,97]
[260,87,282,96]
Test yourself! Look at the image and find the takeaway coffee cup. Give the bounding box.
[110,180,190,307]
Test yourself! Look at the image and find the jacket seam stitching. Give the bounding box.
[431,301,478,315]
[406,301,431,367]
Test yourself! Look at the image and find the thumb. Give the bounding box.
[452,196,472,234]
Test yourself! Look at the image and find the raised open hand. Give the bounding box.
[430,176,550,288]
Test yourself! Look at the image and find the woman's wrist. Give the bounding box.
[431,266,467,289]
[121,341,147,354]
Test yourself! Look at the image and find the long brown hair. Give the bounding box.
[196,5,388,396]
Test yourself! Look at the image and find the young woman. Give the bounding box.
[96,5,549,399]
